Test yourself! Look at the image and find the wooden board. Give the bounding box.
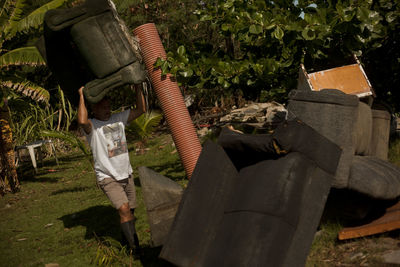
[297,58,375,99]
[308,64,372,97]
[338,200,400,240]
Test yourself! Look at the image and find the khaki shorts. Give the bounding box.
[98,176,137,210]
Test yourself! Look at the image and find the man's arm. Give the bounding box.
[127,84,146,124]
[77,87,93,134]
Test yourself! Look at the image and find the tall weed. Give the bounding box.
[11,87,77,147]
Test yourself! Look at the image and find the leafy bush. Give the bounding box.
[126,110,163,142]
[10,87,76,147]
[149,0,399,109]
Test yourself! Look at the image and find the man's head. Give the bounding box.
[91,97,111,121]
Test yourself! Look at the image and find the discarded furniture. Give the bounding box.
[160,120,341,267]
[160,141,239,266]
[369,109,392,160]
[287,89,400,199]
[138,167,183,247]
[287,89,400,239]
[38,0,147,105]
[15,139,58,172]
[297,56,375,99]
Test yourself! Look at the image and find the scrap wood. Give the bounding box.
[338,200,400,240]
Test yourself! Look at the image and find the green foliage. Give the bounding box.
[13,0,67,35]
[0,0,26,41]
[1,79,49,102]
[11,102,55,145]
[40,129,92,166]
[0,46,45,67]
[10,87,76,146]
[115,0,201,52]
[0,0,68,104]
[146,0,399,109]
[93,235,131,266]
[126,110,163,141]
[361,0,400,111]
[1,0,68,41]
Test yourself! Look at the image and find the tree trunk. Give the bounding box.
[0,100,19,195]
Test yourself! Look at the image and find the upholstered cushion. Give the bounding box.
[367,109,391,160]
[353,102,373,155]
[83,62,146,104]
[287,89,359,188]
[40,0,147,105]
[349,156,400,199]
[160,141,238,266]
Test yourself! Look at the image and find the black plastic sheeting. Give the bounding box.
[160,120,342,267]
[38,0,147,105]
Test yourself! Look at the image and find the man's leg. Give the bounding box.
[121,176,140,253]
[98,177,140,253]
[119,203,140,254]
[119,203,133,223]
[125,176,137,217]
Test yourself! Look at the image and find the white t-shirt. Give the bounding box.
[85,110,132,181]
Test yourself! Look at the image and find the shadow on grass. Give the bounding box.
[59,205,121,240]
[50,186,91,195]
[17,153,92,183]
[17,168,66,183]
[139,246,174,267]
[58,205,173,266]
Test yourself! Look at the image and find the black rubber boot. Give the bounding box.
[121,220,140,257]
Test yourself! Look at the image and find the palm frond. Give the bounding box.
[0,46,45,67]
[8,0,25,22]
[127,111,163,140]
[1,0,26,40]
[0,0,16,29]
[14,0,67,34]
[1,80,49,102]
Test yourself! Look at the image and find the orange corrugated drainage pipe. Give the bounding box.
[133,23,202,178]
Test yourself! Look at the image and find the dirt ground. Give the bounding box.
[308,189,400,266]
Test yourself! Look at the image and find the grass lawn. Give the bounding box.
[0,133,184,267]
[1,133,400,266]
